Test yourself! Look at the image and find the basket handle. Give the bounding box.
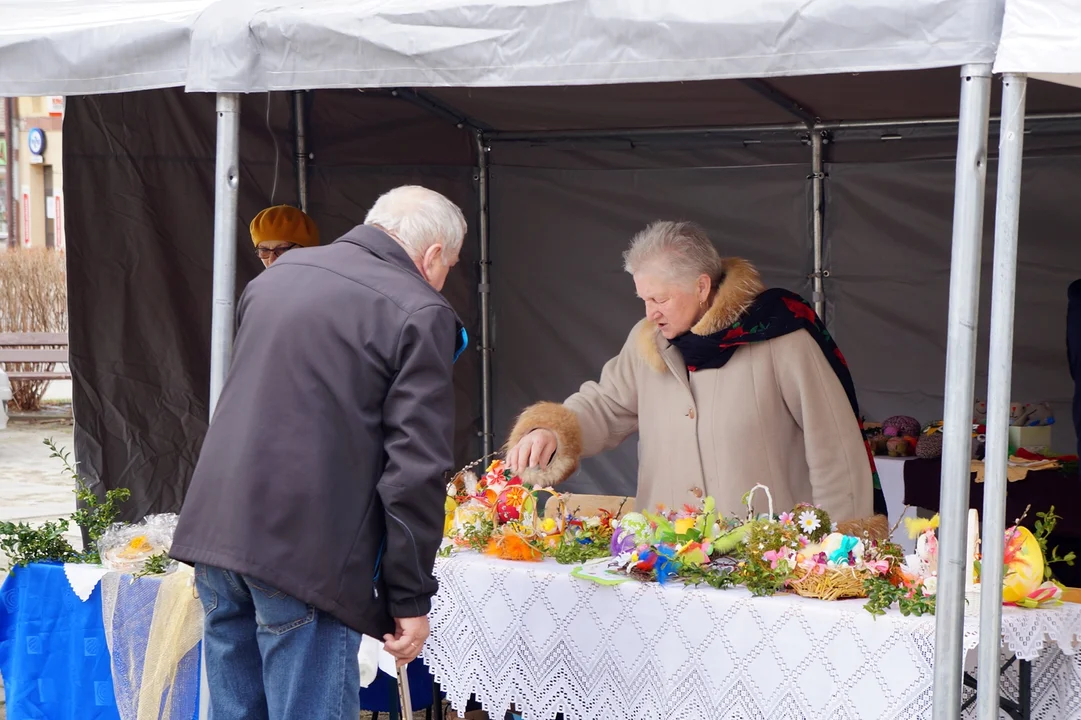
[744,484,775,521]
[534,487,565,535]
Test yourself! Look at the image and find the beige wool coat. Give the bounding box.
[507,258,873,523]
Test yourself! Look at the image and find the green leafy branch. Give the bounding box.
[551,538,611,565]
[863,576,937,617]
[0,439,131,570]
[132,552,171,579]
[1033,506,1077,582]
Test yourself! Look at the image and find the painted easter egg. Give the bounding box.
[617,512,650,541]
[1002,526,1045,604]
[495,486,535,525]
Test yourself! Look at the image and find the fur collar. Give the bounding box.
[637,257,765,373]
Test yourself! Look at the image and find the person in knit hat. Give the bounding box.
[250,205,320,268]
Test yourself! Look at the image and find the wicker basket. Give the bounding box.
[447,454,570,560]
[788,564,872,601]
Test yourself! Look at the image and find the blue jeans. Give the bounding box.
[194,564,361,720]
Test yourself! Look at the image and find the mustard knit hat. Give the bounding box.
[250,205,319,248]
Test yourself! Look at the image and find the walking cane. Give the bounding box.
[396,664,415,720]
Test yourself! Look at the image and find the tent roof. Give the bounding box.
[2,0,1004,96]
[995,0,1081,88]
[0,0,213,96]
[422,69,1081,134]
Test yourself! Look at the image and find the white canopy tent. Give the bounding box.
[1,0,1003,95]
[5,1,1070,717]
[996,0,1081,88]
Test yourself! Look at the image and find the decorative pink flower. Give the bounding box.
[866,560,890,575]
[762,547,794,570]
[798,535,810,547]
[779,512,794,527]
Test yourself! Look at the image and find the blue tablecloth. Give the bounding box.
[0,563,435,718]
[0,563,120,719]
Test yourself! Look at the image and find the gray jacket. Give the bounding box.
[172,225,460,636]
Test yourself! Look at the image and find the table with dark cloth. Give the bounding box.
[903,459,1081,587]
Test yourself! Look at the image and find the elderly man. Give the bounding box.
[171,185,468,720]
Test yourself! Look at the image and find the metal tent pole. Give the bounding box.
[932,63,993,720]
[810,131,826,319]
[977,73,1027,720]
[209,93,241,416]
[293,91,309,212]
[201,91,241,720]
[476,131,493,457]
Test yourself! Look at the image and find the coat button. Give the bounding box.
[688,408,696,419]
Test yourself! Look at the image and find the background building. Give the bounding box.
[2,96,64,250]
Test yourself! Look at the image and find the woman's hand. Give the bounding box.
[506,429,558,474]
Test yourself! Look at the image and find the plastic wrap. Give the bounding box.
[98,513,179,574]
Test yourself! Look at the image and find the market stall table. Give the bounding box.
[0,564,436,720]
[426,554,1081,720]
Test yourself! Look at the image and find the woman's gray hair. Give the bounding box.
[622,220,724,288]
[364,185,467,258]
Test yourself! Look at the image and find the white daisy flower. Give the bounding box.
[798,510,821,534]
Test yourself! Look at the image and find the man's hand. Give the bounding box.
[505,429,557,474]
[383,615,430,667]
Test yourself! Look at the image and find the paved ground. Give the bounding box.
[0,421,78,720]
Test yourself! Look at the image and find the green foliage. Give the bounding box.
[1033,506,1077,582]
[678,563,738,590]
[551,538,611,565]
[459,516,495,552]
[45,438,130,564]
[132,552,171,578]
[733,558,791,597]
[0,518,80,569]
[0,439,131,570]
[863,576,937,617]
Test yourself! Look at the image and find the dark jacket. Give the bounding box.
[171,225,459,637]
[1069,280,1081,459]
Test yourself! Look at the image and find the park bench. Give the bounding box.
[0,332,70,381]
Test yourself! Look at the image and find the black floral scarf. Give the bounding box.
[670,287,887,516]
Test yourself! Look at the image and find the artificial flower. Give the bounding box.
[798,510,821,534]
[779,512,794,527]
[674,517,697,536]
[1014,581,1063,609]
[610,528,637,556]
[866,559,891,576]
[905,514,940,540]
[762,548,794,570]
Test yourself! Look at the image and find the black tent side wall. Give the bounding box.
[63,86,1081,515]
[64,89,479,520]
[65,89,290,520]
[487,138,1081,495]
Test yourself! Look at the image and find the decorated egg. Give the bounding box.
[1003,525,1045,604]
[495,486,535,525]
[617,512,650,541]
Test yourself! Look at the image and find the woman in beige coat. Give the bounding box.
[505,220,885,523]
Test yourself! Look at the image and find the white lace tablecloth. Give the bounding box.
[425,554,1081,720]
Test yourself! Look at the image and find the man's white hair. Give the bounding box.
[623,220,724,288]
[364,185,467,259]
